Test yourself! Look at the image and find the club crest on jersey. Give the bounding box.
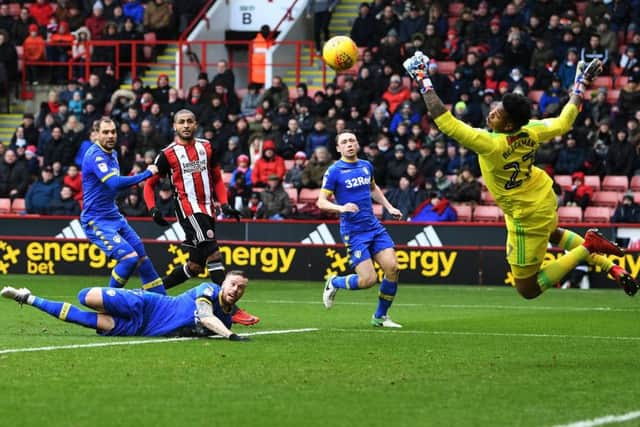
[206,229,215,239]
[362,167,369,175]
[97,162,108,173]
[106,289,116,296]
[204,286,213,297]
[354,250,362,259]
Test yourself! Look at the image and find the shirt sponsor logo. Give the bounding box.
[182,159,207,174]
[345,176,371,188]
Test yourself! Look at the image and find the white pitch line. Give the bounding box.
[328,328,640,342]
[552,410,640,427]
[0,328,319,355]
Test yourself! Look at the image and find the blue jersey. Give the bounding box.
[321,158,380,233]
[81,143,123,221]
[101,283,232,336]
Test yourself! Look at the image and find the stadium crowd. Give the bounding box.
[0,0,640,222]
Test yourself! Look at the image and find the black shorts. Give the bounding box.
[180,213,219,265]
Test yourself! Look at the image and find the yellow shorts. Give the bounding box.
[505,187,558,279]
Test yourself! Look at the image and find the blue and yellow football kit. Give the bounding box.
[321,158,394,267]
[434,103,579,277]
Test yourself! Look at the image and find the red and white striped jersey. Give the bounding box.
[155,137,221,217]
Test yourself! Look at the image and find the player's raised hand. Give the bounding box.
[573,59,603,95]
[147,164,159,175]
[402,51,433,93]
[341,202,359,213]
[150,207,170,226]
[387,207,403,220]
[229,333,250,342]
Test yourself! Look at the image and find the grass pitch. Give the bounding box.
[0,275,639,427]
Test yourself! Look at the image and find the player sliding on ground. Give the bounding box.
[318,130,404,327]
[403,52,639,298]
[1,271,250,340]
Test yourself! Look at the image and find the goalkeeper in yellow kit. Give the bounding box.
[403,52,638,298]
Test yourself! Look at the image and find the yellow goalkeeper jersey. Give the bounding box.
[434,103,579,218]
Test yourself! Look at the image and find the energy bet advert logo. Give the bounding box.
[24,241,115,274]
[164,244,296,277]
[323,247,457,280]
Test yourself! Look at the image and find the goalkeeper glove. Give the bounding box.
[229,333,250,342]
[573,58,602,96]
[150,207,170,226]
[402,51,434,93]
[221,203,242,222]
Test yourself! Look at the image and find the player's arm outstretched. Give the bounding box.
[402,52,495,155]
[195,298,249,341]
[371,182,402,219]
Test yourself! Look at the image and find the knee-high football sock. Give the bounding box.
[557,229,614,272]
[28,296,98,329]
[374,278,398,318]
[208,260,226,284]
[331,274,361,290]
[138,257,166,295]
[537,245,590,291]
[109,256,138,288]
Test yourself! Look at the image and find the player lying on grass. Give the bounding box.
[318,130,404,328]
[403,52,639,299]
[1,270,250,341]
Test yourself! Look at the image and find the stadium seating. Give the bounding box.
[557,206,582,223]
[528,90,544,103]
[481,190,496,205]
[222,172,232,185]
[584,175,601,191]
[11,198,25,214]
[593,76,614,89]
[284,159,295,170]
[575,2,588,16]
[448,2,464,17]
[592,191,621,207]
[630,176,640,192]
[601,175,628,192]
[0,198,11,214]
[554,175,572,189]
[583,206,612,222]
[524,76,535,87]
[615,75,629,88]
[372,203,383,219]
[285,187,298,203]
[437,61,456,74]
[451,203,472,221]
[606,89,621,104]
[298,188,320,203]
[472,205,502,222]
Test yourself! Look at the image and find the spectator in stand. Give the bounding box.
[242,192,263,220]
[251,140,285,187]
[49,185,81,216]
[611,193,640,223]
[301,145,332,189]
[0,29,17,90]
[580,34,610,74]
[11,8,36,46]
[563,171,593,210]
[606,129,636,176]
[0,149,30,200]
[449,167,482,204]
[284,151,306,190]
[259,76,289,112]
[174,0,205,33]
[306,0,338,55]
[230,154,252,188]
[385,144,410,189]
[374,5,399,46]
[258,174,291,220]
[144,0,173,40]
[305,118,331,157]
[410,191,457,222]
[42,125,76,168]
[426,3,448,41]
[506,67,530,96]
[279,119,306,160]
[557,48,579,90]
[63,163,83,201]
[240,83,261,117]
[404,137,421,164]
[220,136,243,173]
[585,0,609,25]
[0,4,12,35]
[29,0,55,28]
[383,175,415,220]
[135,119,164,161]
[613,73,640,128]
[382,74,410,115]
[118,188,147,217]
[618,46,638,77]
[153,181,175,218]
[66,4,85,32]
[163,88,185,121]
[351,2,375,48]
[211,59,235,93]
[554,133,584,175]
[26,166,60,214]
[85,2,107,40]
[539,76,567,116]
[123,0,144,26]
[145,103,171,140]
[22,25,46,85]
[389,101,420,134]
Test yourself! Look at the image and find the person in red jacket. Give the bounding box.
[22,24,46,84]
[63,163,83,201]
[29,0,54,27]
[382,74,411,114]
[251,139,285,187]
[563,171,593,210]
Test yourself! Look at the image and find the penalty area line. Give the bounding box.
[552,410,640,427]
[0,328,319,355]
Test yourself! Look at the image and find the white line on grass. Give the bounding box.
[552,410,640,427]
[240,299,640,313]
[328,328,640,342]
[0,328,319,355]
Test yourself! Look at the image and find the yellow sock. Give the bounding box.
[537,245,590,291]
[557,229,614,272]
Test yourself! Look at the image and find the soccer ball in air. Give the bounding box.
[322,36,358,72]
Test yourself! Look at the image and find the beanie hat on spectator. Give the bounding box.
[498,81,509,90]
[571,171,584,181]
[198,72,208,81]
[25,145,37,157]
[490,19,500,27]
[263,140,276,151]
[294,151,307,160]
[29,24,38,33]
[93,1,103,11]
